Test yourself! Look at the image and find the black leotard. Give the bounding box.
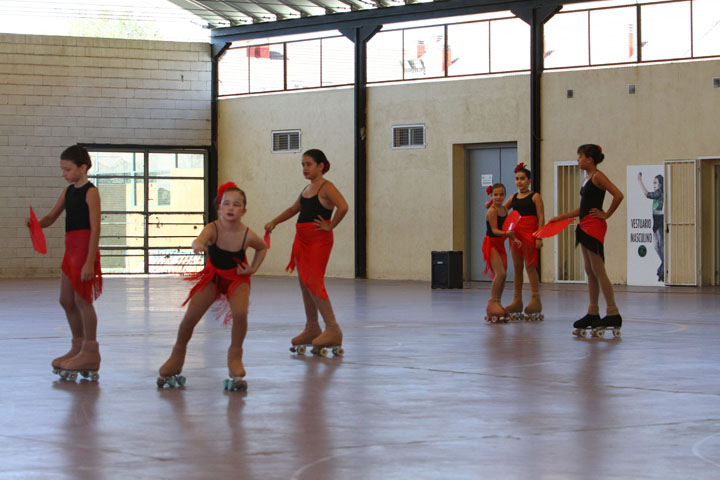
[486,213,507,238]
[297,182,333,224]
[510,193,537,216]
[579,177,606,220]
[65,182,95,232]
[208,222,248,269]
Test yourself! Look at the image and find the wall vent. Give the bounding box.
[272,130,301,153]
[392,124,426,149]
[714,78,720,89]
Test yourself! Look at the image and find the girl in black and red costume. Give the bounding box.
[265,149,349,355]
[29,145,103,381]
[549,144,624,335]
[158,182,267,389]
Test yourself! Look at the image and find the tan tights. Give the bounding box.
[581,246,619,316]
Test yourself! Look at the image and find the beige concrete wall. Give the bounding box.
[366,76,530,279]
[0,33,211,278]
[218,88,355,278]
[541,60,720,284]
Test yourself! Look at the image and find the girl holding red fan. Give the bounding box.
[265,149,348,355]
[158,182,267,390]
[28,145,103,381]
[498,163,546,321]
[549,144,624,336]
[483,183,520,322]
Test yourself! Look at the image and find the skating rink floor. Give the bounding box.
[1,276,719,479]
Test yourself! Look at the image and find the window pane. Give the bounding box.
[544,11,589,68]
[590,6,637,65]
[100,248,145,274]
[287,39,320,89]
[90,151,143,176]
[100,213,145,249]
[149,248,204,273]
[148,213,205,248]
[219,47,249,96]
[447,22,490,76]
[693,0,720,57]
[91,177,144,211]
[367,30,403,82]
[249,44,285,93]
[149,152,204,177]
[490,18,530,72]
[404,26,446,79]
[321,36,354,86]
[641,2,691,61]
[148,178,204,211]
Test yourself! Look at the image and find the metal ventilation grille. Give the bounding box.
[392,125,425,149]
[272,130,301,153]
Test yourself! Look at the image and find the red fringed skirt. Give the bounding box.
[510,215,539,268]
[182,263,251,325]
[482,236,507,279]
[61,229,102,304]
[576,215,607,262]
[286,223,333,300]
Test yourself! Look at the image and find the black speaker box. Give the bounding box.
[431,251,463,289]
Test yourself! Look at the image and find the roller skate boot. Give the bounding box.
[52,337,83,374]
[589,314,622,338]
[157,345,187,388]
[311,325,344,357]
[224,346,247,392]
[58,340,100,382]
[485,301,508,324]
[572,314,601,337]
[503,297,523,321]
[523,296,543,322]
[289,325,322,355]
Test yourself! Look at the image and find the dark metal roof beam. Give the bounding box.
[170,0,238,26]
[211,0,606,44]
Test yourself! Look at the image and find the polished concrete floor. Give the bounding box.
[1,276,719,479]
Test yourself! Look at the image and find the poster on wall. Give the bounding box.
[626,165,665,286]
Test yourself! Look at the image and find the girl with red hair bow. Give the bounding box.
[265,149,349,355]
[549,144,624,337]
[158,182,267,390]
[490,163,546,320]
[483,183,520,323]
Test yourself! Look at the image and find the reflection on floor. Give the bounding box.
[1,276,719,479]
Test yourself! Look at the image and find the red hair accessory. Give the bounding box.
[514,163,525,173]
[486,185,493,195]
[597,145,602,152]
[217,181,239,205]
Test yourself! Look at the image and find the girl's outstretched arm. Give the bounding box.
[236,229,268,275]
[30,188,67,228]
[192,222,217,254]
[548,208,580,224]
[265,196,301,232]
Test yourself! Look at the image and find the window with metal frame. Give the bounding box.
[86,147,208,275]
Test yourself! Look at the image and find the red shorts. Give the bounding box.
[61,229,102,304]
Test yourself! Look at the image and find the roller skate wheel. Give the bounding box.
[613,328,621,337]
[68,373,78,381]
[289,346,296,353]
[333,347,344,357]
[297,345,307,355]
[157,377,165,388]
[80,371,88,378]
[319,347,329,357]
[168,376,177,387]
[597,329,605,337]
[484,316,490,323]
[177,375,186,386]
[52,367,59,374]
[90,372,99,382]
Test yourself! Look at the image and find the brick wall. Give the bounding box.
[0,33,211,277]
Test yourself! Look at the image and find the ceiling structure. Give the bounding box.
[166,0,607,44]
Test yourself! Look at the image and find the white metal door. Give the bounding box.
[664,159,698,286]
[554,161,585,283]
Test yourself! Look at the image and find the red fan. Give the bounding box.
[28,206,47,254]
[502,210,521,232]
[533,218,575,238]
[263,230,271,249]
